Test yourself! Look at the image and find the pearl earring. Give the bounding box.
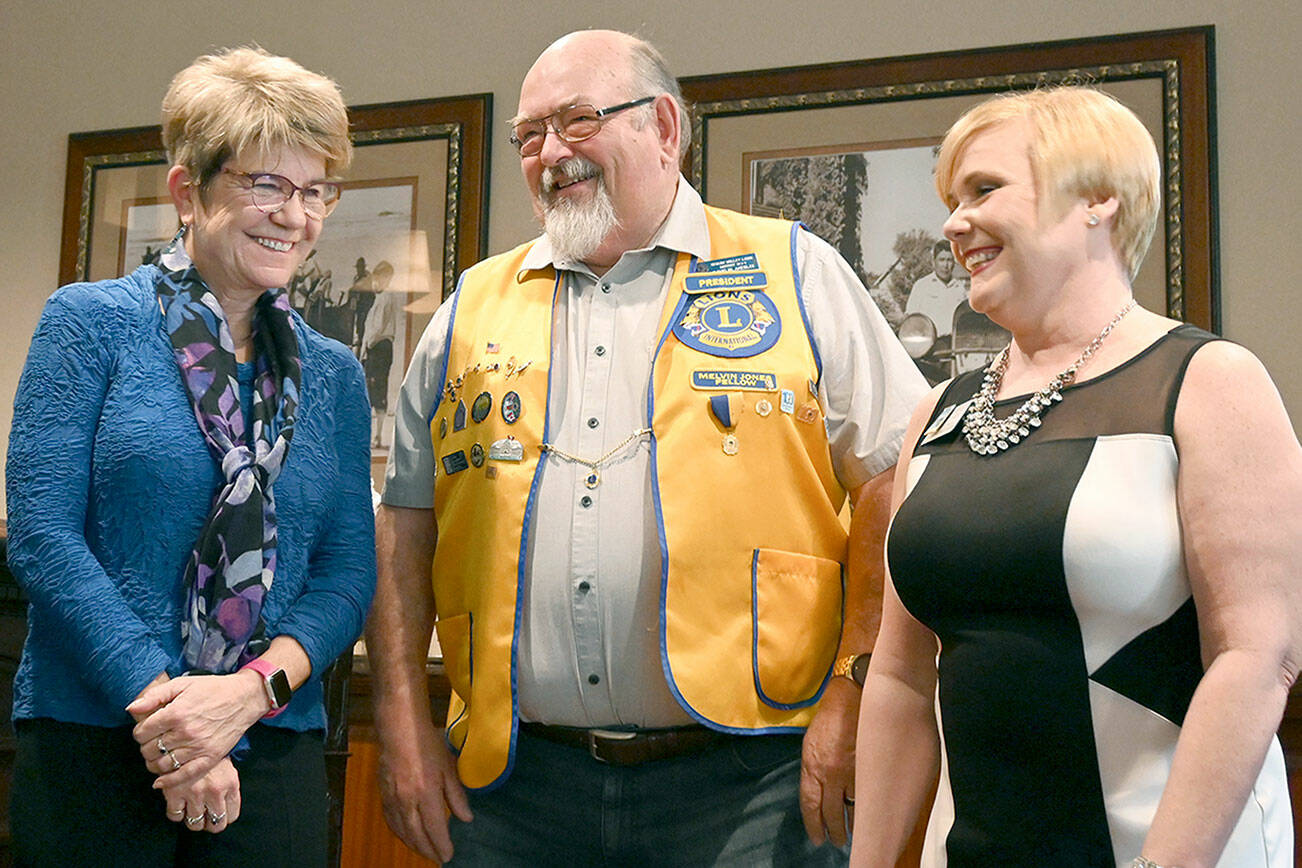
[1086,212,1101,227]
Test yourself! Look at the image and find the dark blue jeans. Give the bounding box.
[447,728,849,866]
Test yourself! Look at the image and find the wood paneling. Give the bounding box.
[341,725,440,868]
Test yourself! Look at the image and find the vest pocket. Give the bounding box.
[434,611,474,702]
[751,548,843,709]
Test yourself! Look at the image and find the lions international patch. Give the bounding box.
[672,290,781,358]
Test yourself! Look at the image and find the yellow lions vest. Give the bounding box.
[430,207,848,789]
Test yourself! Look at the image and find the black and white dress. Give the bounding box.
[888,325,1292,866]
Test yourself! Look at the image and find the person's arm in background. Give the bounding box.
[848,384,946,867]
[793,227,931,847]
[800,470,893,847]
[367,504,471,864]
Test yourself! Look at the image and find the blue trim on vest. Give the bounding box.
[748,550,838,711]
[790,222,823,386]
[649,256,807,738]
[474,269,563,793]
[428,273,465,425]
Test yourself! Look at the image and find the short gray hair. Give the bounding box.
[626,38,691,155]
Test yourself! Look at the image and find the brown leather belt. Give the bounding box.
[519,722,725,766]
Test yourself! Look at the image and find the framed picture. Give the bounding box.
[58,94,491,486]
[681,27,1217,381]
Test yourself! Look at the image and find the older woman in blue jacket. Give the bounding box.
[6,47,375,867]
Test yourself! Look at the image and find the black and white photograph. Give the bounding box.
[286,180,427,456]
[120,198,175,273]
[746,140,1007,385]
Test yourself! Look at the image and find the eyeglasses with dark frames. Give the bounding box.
[221,170,342,220]
[508,96,657,158]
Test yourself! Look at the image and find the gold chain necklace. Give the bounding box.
[962,298,1136,455]
[540,427,652,488]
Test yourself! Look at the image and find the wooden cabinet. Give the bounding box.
[340,661,449,868]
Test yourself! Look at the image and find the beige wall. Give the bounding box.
[2,0,1298,512]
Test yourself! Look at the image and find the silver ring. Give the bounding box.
[169,754,181,772]
[207,810,227,824]
[156,737,169,756]
[167,807,185,818]
[185,815,204,826]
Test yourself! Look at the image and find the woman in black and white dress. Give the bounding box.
[850,87,1298,867]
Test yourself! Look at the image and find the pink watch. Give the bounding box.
[241,658,292,718]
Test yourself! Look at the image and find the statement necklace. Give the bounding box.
[962,298,1136,455]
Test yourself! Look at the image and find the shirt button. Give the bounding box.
[594,345,606,356]
[580,495,593,508]
[578,580,591,592]
[588,674,600,685]
[587,417,599,429]
[599,283,611,294]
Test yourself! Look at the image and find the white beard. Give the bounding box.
[539,157,618,264]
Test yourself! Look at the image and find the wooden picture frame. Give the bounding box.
[58,94,492,484]
[680,26,1218,331]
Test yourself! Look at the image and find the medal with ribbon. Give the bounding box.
[708,392,745,455]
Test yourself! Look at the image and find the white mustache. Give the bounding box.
[541,157,602,199]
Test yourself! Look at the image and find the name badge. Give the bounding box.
[919,400,971,446]
[696,253,760,273]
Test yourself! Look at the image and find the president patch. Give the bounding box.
[683,271,768,294]
[673,290,781,358]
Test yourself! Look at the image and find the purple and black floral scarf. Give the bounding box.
[156,235,301,674]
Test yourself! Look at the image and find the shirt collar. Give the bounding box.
[516,175,712,280]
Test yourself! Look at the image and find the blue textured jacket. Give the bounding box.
[6,265,376,731]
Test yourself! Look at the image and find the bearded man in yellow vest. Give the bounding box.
[366,29,928,866]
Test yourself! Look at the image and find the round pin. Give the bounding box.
[439,417,448,440]
[502,391,522,424]
[470,443,485,467]
[471,391,492,423]
[755,399,773,417]
[722,433,739,455]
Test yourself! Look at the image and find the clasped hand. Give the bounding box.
[126,669,265,832]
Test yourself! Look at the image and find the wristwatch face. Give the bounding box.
[834,653,870,686]
[266,668,292,709]
[850,653,870,687]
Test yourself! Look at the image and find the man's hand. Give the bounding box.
[801,469,892,847]
[368,503,469,861]
[375,715,472,863]
[799,677,860,847]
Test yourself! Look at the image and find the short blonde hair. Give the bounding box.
[162,47,352,189]
[933,86,1161,279]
